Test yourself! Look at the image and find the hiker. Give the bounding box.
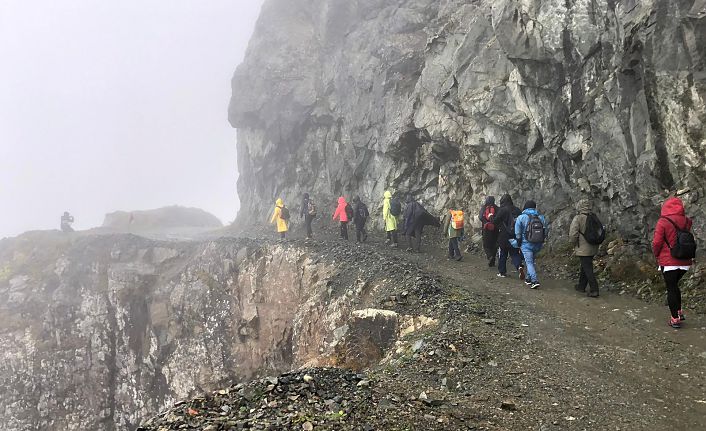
[569,199,605,297]
[60,211,74,232]
[403,195,440,253]
[494,195,523,279]
[383,191,399,247]
[352,196,369,243]
[442,205,464,261]
[479,196,499,266]
[652,196,696,328]
[270,198,290,239]
[332,196,351,240]
[512,200,548,289]
[300,193,316,239]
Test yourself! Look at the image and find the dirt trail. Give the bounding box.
[397,241,706,428]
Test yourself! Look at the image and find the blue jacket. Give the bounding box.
[512,208,548,252]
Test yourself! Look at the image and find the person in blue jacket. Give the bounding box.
[510,200,548,289]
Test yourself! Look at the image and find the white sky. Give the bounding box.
[0,0,264,237]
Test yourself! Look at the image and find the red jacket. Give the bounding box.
[332,197,349,222]
[652,197,693,266]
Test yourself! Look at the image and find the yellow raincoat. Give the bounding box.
[382,191,397,232]
[270,199,289,233]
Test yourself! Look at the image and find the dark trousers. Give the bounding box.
[407,226,423,251]
[577,256,599,293]
[280,232,286,239]
[482,229,498,264]
[448,237,461,258]
[340,222,349,240]
[386,230,398,244]
[355,222,367,242]
[498,247,522,275]
[304,216,313,238]
[663,269,686,318]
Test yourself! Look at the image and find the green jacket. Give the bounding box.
[442,213,463,239]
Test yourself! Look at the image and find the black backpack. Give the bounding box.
[581,213,606,245]
[661,217,697,259]
[357,203,369,220]
[390,198,402,217]
[280,206,290,221]
[525,214,545,243]
[345,204,354,220]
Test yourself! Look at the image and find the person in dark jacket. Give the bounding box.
[569,199,600,297]
[652,197,694,328]
[352,196,369,243]
[494,195,523,278]
[403,195,440,252]
[479,196,499,266]
[300,193,315,239]
[60,211,74,232]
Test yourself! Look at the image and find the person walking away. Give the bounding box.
[442,206,464,261]
[404,195,440,253]
[652,197,696,328]
[270,199,289,239]
[479,196,499,266]
[512,200,548,289]
[332,196,350,240]
[60,211,75,232]
[352,196,369,243]
[494,195,523,278]
[300,193,316,239]
[383,191,399,247]
[569,199,605,297]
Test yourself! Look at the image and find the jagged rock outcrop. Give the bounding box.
[0,233,410,430]
[230,0,706,246]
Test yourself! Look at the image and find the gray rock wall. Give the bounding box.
[230,0,706,246]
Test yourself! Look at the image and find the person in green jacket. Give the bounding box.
[569,199,600,297]
[442,207,464,261]
[383,190,399,247]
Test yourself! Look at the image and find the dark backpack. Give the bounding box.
[307,201,317,217]
[661,217,697,259]
[504,213,516,239]
[345,204,354,220]
[357,203,369,221]
[390,198,402,217]
[280,206,290,221]
[525,214,545,243]
[581,213,606,245]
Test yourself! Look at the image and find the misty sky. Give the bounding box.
[0,0,264,238]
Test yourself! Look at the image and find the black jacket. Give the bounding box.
[353,201,369,225]
[494,195,521,250]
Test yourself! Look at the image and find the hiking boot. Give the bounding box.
[405,248,413,252]
[390,243,399,248]
[668,316,682,329]
[497,273,507,278]
[530,282,540,289]
[575,284,585,293]
[587,291,599,298]
[455,255,463,262]
[518,266,525,281]
[488,258,496,267]
[678,309,686,321]
[384,239,391,245]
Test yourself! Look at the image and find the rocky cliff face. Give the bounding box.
[230,0,706,245]
[0,233,405,430]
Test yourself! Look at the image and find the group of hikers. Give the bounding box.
[270,192,696,329]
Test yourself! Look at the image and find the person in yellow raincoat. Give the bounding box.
[270,198,289,239]
[382,190,399,247]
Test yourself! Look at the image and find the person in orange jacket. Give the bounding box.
[332,196,351,240]
[270,198,289,239]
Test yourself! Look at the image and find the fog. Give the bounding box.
[0,0,264,238]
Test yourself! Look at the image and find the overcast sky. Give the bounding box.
[0,0,264,238]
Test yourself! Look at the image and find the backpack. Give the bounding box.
[345,203,354,220]
[504,212,517,239]
[483,206,496,231]
[307,201,317,217]
[357,203,369,221]
[581,213,606,245]
[280,206,290,221]
[390,198,402,217]
[525,214,545,243]
[450,210,464,230]
[661,217,697,259]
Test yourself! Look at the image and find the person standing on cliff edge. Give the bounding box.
[300,193,316,239]
[270,198,289,239]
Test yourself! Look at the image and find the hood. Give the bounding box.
[499,194,513,207]
[353,196,360,204]
[485,196,496,205]
[384,191,392,199]
[661,197,685,217]
[522,208,539,216]
[577,199,591,213]
[276,198,283,207]
[338,197,347,205]
[303,193,309,199]
[523,200,536,210]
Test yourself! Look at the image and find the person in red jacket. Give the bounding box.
[332,196,350,240]
[652,197,693,328]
